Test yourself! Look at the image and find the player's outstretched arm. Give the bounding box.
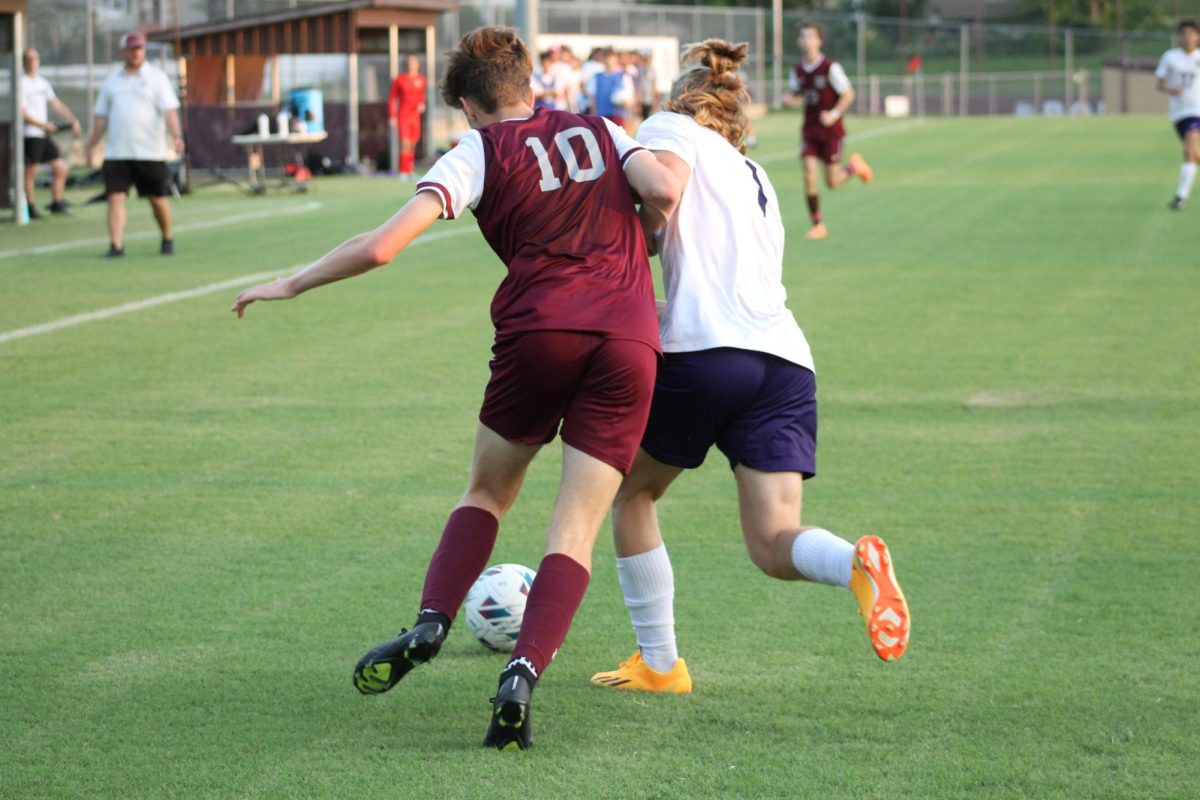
[231,191,444,318]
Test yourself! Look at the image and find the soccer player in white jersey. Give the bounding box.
[589,40,910,694]
[1156,20,1200,210]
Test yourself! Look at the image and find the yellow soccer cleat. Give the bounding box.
[806,222,829,240]
[590,651,693,694]
[850,535,911,662]
[849,152,874,184]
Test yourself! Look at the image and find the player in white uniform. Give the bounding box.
[589,40,911,695]
[1155,20,1200,210]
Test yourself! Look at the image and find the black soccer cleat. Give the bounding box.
[161,238,175,256]
[104,244,125,258]
[352,621,446,695]
[483,672,534,751]
[1168,195,1185,211]
[48,200,70,215]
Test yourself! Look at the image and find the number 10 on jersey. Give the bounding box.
[525,127,607,192]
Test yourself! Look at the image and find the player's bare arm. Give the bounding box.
[636,149,689,250]
[820,87,854,128]
[627,150,682,249]
[1157,77,1185,97]
[231,191,444,317]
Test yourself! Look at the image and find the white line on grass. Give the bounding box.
[0,225,476,346]
[0,200,324,261]
[754,118,928,164]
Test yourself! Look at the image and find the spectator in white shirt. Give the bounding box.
[86,31,184,258]
[21,48,81,219]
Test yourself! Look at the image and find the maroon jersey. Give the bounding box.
[417,108,659,351]
[792,56,847,140]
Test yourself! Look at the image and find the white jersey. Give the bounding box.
[20,74,57,139]
[636,112,813,371]
[1155,48,1200,122]
[94,63,180,160]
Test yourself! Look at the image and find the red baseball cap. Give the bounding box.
[121,32,147,49]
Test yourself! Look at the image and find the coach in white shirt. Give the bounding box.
[21,48,82,219]
[86,31,184,257]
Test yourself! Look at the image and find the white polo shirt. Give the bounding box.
[94,63,180,160]
[1155,47,1200,122]
[636,112,813,371]
[20,74,57,139]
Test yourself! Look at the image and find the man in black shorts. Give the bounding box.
[21,48,81,219]
[86,32,184,257]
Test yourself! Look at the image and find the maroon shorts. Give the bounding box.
[480,331,657,474]
[801,133,843,165]
[396,114,421,143]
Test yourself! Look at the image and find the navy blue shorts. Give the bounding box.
[640,348,818,477]
[1174,117,1200,139]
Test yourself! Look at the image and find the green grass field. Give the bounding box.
[2,112,1197,799]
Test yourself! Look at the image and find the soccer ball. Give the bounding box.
[464,563,537,652]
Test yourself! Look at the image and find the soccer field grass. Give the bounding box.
[2,112,1197,799]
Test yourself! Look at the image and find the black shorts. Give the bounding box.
[24,137,61,165]
[1174,116,1200,140]
[103,160,170,198]
[640,348,818,478]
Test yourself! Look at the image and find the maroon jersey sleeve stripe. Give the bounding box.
[619,146,648,167]
[416,181,455,220]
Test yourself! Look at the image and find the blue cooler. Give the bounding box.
[289,88,324,134]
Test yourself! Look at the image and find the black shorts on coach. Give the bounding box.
[103,160,169,198]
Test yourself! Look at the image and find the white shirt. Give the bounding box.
[636,112,813,371]
[788,57,852,96]
[416,115,646,220]
[1155,47,1200,122]
[94,63,180,160]
[20,74,56,139]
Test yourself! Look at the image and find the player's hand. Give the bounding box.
[819,111,837,127]
[87,144,101,169]
[44,121,58,135]
[172,136,185,156]
[70,120,82,137]
[231,278,297,318]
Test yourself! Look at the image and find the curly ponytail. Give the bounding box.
[665,39,751,153]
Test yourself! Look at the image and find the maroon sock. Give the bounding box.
[843,160,857,177]
[506,553,590,680]
[419,506,500,623]
[806,194,822,224]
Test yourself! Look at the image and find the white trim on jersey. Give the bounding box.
[416,113,649,220]
[1155,48,1200,122]
[635,111,814,371]
[788,57,852,96]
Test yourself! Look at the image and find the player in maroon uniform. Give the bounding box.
[388,55,427,180]
[787,23,873,240]
[231,26,680,750]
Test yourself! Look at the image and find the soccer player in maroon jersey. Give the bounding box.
[388,54,427,180]
[231,26,680,751]
[786,23,873,240]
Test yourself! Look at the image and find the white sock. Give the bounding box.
[1178,162,1197,200]
[790,528,855,588]
[615,545,679,673]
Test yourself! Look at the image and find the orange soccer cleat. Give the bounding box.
[850,535,911,662]
[590,651,693,694]
[805,222,829,240]
[849,153,874,183]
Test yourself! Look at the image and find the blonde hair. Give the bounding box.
[665,39,750,154]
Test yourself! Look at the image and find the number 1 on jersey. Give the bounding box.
[525,127,607,193]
